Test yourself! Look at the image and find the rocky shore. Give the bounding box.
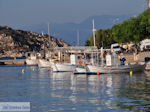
[0,26,69,57]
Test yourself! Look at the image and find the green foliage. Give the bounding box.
[112,9,150,43]
[84,40,90,46]
[89,29,115,48]
[85,9,150,48]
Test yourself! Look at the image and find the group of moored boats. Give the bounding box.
[25,20,146,74]
[26,52,146,74]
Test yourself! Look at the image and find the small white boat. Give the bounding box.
[38,59,51,68]
[51,62,76,72]
[26,52,38,66]
[26,59,38,65]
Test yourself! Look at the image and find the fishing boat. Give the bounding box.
[74,19,145,74]
[50,54,80,72]
[87,53,145,74]
[87,64,145,74]
[51,62,76,72]
[38,58,51,68]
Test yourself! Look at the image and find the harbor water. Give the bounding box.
[0,66,150,112]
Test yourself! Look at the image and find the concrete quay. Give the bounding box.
[0,57,26,65]
[123,51,150,63]
[122,51,150,70]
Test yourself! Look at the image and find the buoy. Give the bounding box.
[97,72,100,76]
[14,57,16,60]
[130,70,133,76]
[22,69,24,74]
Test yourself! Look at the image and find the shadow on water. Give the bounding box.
[0,66,150,112]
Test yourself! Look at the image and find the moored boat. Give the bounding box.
[38,59,51,68]
[51,62,76,72]
[26,52,38,66]
[87,52,145,74]
[74,67,87,74]
[87,64,145,74]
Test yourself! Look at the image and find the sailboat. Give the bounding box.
[38,23,51,68]
[74,19,96,74]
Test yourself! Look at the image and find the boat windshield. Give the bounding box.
[113,46,120,48]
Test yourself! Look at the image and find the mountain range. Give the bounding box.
[22,14,135,45]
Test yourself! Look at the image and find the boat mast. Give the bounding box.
[48,22,51,48]
[42,31,46,59]
[92,19,96,47]
[48,22,51,58]
[91,19,96,65]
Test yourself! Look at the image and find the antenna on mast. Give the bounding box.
[92,19,96,47]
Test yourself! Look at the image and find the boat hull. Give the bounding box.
[26,59,37,65]
[74,67,86,74]
[87,64,145,74]
[51,62,76,72]
[38,59,51,68]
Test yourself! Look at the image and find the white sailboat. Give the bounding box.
[38,23,51,68]
[74,19,96,74]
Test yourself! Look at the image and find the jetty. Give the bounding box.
[0,57,26,65]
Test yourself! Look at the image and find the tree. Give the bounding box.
[84,40,90,46]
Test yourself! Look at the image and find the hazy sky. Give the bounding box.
[0,0,147,28]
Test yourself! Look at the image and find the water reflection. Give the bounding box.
[114,72,150,112]
[0,66,150,112]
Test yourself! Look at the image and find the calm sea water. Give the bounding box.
[0,66,150,112]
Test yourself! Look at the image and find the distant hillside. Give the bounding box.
[21,14,132,45]
[0,26,69,57]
